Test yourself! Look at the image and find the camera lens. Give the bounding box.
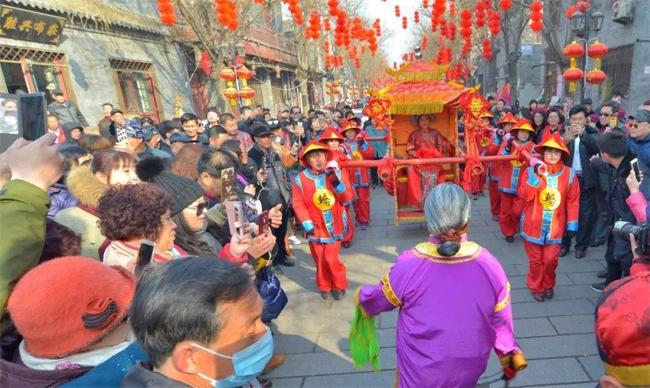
[612,221,638,242]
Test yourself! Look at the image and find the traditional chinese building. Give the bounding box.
[0,0,192,128]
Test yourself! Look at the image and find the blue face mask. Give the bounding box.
[192,327,274,388]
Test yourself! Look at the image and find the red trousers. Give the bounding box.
[353,186,371,224]
[499,192,521,238]
[309,241,347,292]
[489,180,501,217]
[343,205,355,243]
[470,171,487,194]
[523,241,561,293]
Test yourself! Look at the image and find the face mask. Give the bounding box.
[192,327,274,388]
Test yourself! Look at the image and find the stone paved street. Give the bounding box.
[267,189,605,387]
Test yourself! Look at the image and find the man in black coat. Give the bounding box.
[560,105,601,258]
[590,131,636,292]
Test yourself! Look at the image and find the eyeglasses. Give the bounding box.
[187,202,209,216]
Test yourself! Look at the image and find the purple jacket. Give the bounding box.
[47,183,77,218]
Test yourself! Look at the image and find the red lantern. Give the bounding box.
[565,5,578,19]
[236,66,253,80]
[530,19,543,32]
[395,5,400,17]
[586,69,606,84]
[219,67,236,82]
[402,16,408,29]
[563,67,584,93]
[482,38,492,61]
[499,0,512,11]
[157,0,177,26]
[238,86,255,100]
[588,41,609,59]
[576,0,591,12]
[414,11,420,24]
[563,41,585,59]
[423,0,429,8]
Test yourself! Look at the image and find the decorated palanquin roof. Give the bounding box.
[375,60,469,115]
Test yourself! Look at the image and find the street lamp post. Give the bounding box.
[570,8,605,100]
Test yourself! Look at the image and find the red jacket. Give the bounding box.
[292,168,354,243]
[518,164,580,245]
[332,147,356,205]
[343,139,374,188]
[497,140,535,194]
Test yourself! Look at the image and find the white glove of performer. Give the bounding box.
[325,160,340,174]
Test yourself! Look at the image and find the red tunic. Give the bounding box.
[292,168,354,243]
[343,139,374,188]
[518,164,580,245]
[497,140,535,194]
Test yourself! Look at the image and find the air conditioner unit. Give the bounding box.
[612,0,634,25]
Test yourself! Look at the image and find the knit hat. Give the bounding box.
[595,263,650,386]
[7,257,135,358]
[136,157,204,216]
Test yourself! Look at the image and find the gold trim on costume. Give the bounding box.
[381,274,402,307]
[494,282,512,312]
[413,241,481,264]
[604,362,650,386]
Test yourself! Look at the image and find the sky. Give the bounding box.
[361,0,421,64]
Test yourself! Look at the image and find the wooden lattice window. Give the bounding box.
[109,58,162,121]
[600,45,633,100]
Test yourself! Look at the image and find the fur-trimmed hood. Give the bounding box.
[66,165,108,208]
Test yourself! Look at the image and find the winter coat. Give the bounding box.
[55,166,109,259]
[626,135,650,199]
[563,126,600,191]
[63,342,148,388]
[121,361,189,387]
[47,183,77,218]
[0,180,49,333]
[248,144,292,210]
[47,101,87,127]
[0,356,89,387]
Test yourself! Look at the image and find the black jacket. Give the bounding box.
[591,152,637,224]
[121,361,188,387]
[563,125,600,190]
[248,144,291,209]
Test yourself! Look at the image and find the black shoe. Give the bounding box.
[559,247,569,257]
[597,269,607,279]
[332,289,346,300]
[342,241,351,248]
[271,265,284,275]
[320,291,332,300]
[589,239,606,247]
[532,292,545,302]
[276,258,295,267]
[575,249,586,259]
[505,236,514,243]
[591,282,606,293]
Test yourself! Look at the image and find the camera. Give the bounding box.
[612,221,650,255]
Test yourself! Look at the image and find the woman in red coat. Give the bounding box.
[292,141,355,300]
[497,119,536,242]
[319,127,356,248]
[518,133,580,301]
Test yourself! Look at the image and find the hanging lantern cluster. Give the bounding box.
[157,0,177,26]
[402,16,408,29]
[373,19,381,37]
[460,9,473,55]
[475,1,486,28]
[422,36,429,50]
[283,0,304,25]
[394,5,400,17]
[423,0,429,9]
[431,0,446,31]
[562,41,585,93]
[586,40,609,84]
[482,38,492,61]
[219,65,255,107]
[529,1,544,33]
[488,9,501,35]
[414,11,420,24]
[306,10,321,40]
[215,0,238,30]
[566,0,591,19]
[325,81,341,97]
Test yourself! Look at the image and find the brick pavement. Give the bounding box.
[267,189,605,387]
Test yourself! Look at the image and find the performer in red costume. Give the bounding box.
[485,112,518,220]
[406,114,455,207]
[341,119,374,230]
[319,127,356,248]
[470,111,496,196]
[497,119,536,242]
[292,141,354,300]
[519,133,580,301]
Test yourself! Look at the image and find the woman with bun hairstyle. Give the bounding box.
[352,183,525,387]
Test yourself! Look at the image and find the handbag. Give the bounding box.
[256,266,288,322]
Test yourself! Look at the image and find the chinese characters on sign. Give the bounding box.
[0,5,65,45]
